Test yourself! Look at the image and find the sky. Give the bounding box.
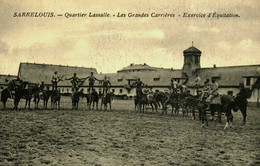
[0,0,259,75]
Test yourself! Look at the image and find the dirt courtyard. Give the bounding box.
[0,98,259,166]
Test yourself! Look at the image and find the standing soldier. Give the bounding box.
[171,78,179,93]
[195,74,201,95]
[66,73,81,92]
[83,72,99,91]
[101,75,111,94]
[132,78,145,97]
[51,71,61,91]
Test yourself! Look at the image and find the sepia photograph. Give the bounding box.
[0,0,259,165]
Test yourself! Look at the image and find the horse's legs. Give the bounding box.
[109,102,111,111]
[241,107,247,125]
[210,105,215,121]
[217,106,222,123]
[28,99,31,110]
[192,109,195,120]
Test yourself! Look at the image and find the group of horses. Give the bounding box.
[1,82,252,129]
[134,88,251,129]
[71,89,113,111]
[0,82,113,111]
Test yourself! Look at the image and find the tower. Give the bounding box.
[182,45,202,76]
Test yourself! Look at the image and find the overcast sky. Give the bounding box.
[0,0,259,75]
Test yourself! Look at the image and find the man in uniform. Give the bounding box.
[200,79,211,100]
[195,74,201,95]
[206,78,219,103]
[171,79,179,94]
[83,72,99,91]
[132,78,145,97]
[143,84,151,94]
[6,77,23,98]
[38,81,45,99]
[51,71,61,91]
[66,73,82,92]
[101,75,111,94]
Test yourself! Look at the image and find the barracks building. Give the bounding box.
[1,46,260,103]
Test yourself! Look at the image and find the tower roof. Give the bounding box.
[183,46,201,54]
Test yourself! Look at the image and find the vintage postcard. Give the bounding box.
[0,0,259,165]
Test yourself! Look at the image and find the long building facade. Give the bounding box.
[1,46,259,103]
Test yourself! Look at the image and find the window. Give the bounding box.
[246,77,250,86]
[154,78,160,81]
[195,56,199,64]
[227,91,233,96]
[118,79,123,82]
[99,81,102,84]
[119,89,123,94]
[112,89,115,93]
[127,89,131,94]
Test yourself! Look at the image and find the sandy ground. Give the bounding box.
[0,97,259,166]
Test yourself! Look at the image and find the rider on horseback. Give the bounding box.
[38,81,45,99]
[65,73,82,92]
[206,78,219,103]
[51,71,62,91]
[143,85,151,94]
[101,75,111,94]
[6,77,23,98]
[171,78,179,94]
[132,78,145,97]
[200,79,211,100]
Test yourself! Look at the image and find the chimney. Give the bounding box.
[144,63,146,65]
[213,64,216,68]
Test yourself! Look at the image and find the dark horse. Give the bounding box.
[134,92,158,113]
[210,86,252,128]
[1,82,29,110]
[163,92,180,115]
[42,90,53,109]
[86,90,99,110]
[51,90,61,109]
[1,88,12,110]
[101,92,112,111]
[154,92,168,114]
[71,89,84,110]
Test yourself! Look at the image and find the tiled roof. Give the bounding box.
[186,65,260,87]
[183,46,201,54]
[117,63,157,72]
[0,74,17,85]
[18,62,97,86]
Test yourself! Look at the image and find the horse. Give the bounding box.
[136,94,148,113]
[1,88,12,110]
[51,90,61,109]
[101,92,112,111]
[163,93,180,115]
[210,87,252,129]
[153,92,169,114]
[146,92,158,112]
[71,89,84,110]
[33,90,41,109]
[42,90,53,109]
[86,90,99,110]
